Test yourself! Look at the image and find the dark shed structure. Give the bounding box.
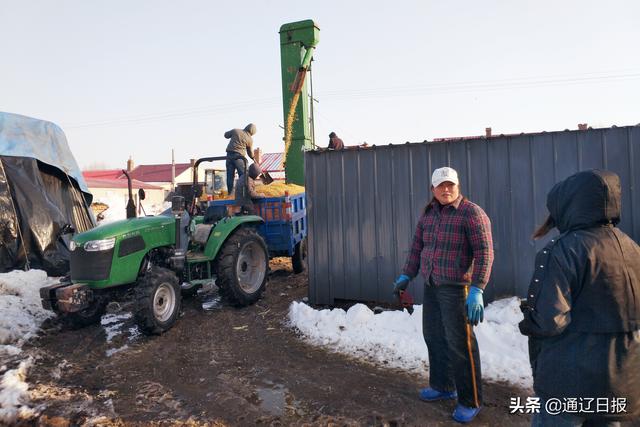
[305,125,640,305]
[0,112,95,276]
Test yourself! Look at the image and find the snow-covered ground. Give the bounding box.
[0,270,57,423]
[0,236,533,422]
[288,296,533,390]
[0,196,168,422]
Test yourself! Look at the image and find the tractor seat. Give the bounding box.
[204,205,227,224]
[192,224,214,246]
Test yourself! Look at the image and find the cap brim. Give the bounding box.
[432,179,459,187]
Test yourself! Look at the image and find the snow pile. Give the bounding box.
[289,296,533,389]
[0,270,56,352]
[0,270,57,423]
[290,302,428,370]
[0,358,36,423]
[475,297,532,387]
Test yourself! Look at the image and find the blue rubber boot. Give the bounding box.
[452,404,482,423]
[419,387,458,402]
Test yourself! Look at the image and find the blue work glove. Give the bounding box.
[466,286,484,326]
[392,274,410,297]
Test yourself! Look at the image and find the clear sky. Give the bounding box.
[2,1,639,170]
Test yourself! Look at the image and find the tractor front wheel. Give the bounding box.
[135,266,181,335]
[216,228,268,306]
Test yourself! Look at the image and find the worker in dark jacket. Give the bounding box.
[520,169,640,426]
[232,163,266,200]
[225,123,256,194]
[394,166,494,423]
[328,132,344,150]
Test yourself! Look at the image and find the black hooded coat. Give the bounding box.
[519,169,640,421]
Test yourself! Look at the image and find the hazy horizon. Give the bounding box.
[2,1,639,169]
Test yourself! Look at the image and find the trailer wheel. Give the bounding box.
[135,266,181,335]
[216,227,268,306]
[64,301,107,329]
[292,238,307,274]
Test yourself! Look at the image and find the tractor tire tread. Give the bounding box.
[292,238,307,274]
[216,227,267,307]
[134,266,181,335]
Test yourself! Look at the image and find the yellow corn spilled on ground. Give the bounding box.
[217,182,304,200]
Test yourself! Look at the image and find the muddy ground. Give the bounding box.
[19,258,536,426]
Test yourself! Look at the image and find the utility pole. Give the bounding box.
[171,149,176,191]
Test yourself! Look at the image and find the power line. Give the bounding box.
[62,70,640,130]
[64,97,280,129]
[319,72,640,101]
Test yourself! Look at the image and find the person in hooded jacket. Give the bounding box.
[232,163,267,201]
[519,169,640,426]
[225,123,256,194]
[328,132,344,150]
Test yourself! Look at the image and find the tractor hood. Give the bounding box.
[72,216,175,245]
[69,215,177,288]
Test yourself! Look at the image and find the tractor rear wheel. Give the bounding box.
[135,266,181,335]
[216,227,268,306]
[292,237,307,274]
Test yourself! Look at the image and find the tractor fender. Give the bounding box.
[203,215,264,260]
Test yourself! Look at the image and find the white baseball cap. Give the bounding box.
[431,167,459,187]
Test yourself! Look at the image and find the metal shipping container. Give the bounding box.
[305,125,640,305]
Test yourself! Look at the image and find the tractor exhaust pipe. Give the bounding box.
[121,169,137,219]
[170,195,186,272]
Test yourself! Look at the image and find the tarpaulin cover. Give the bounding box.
[0,111,91,197]
[0,112,95,275]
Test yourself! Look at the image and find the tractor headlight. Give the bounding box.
[84,237,116,252]
[69,240,77,251]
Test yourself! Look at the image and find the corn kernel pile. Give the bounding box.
[254,182,304,197]
[217,182,304,200]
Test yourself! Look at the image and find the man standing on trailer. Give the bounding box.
[225,123,257,195]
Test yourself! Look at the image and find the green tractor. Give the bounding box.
[40,156,269,335]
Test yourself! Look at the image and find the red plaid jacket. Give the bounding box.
[402,196,494,289]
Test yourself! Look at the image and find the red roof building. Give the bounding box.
[127,163,192,183]
[82,176,163,190]
[258,152,284,173]
[81,170,167,215]
[83,169,125,180]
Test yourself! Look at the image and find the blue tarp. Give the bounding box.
[0,111,95,274]
[0,111,90,196]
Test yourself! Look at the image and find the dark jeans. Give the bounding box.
[423,279,482,408]
[225,153,246,194]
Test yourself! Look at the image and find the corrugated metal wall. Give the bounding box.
[305,125,640,305]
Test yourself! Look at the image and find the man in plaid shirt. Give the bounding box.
[393,166,494,424]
